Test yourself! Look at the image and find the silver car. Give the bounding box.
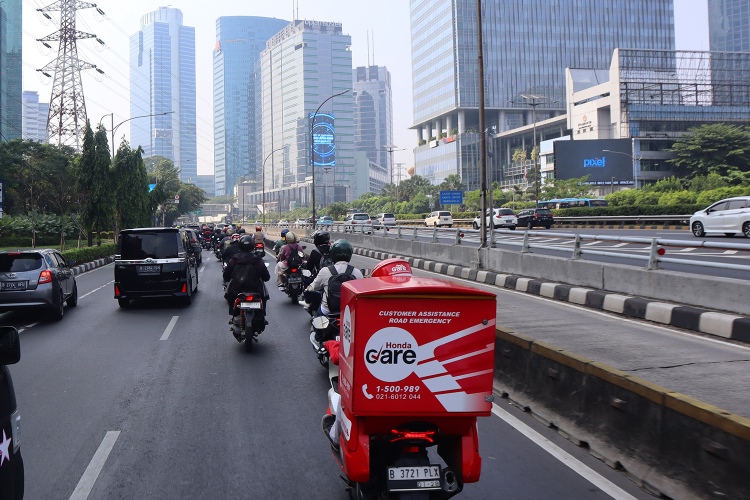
[0,249,78,320]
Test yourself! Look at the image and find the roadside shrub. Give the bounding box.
[62,243,116,264]
[658,191,697,205]
[554,204,702,217]
[695,186,750,206]
[606,190,638,206]
[634,191,661,205]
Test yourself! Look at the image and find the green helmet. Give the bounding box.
[330,239,353,263]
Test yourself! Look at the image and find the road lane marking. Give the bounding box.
[160,316,179,340]
[723,250,738,255]
[611,243,628,248]
[69,430,120,500]
[80,280,115,299]
[200,265,205,273]
[492,404,636,500]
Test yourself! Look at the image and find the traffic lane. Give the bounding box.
[348,254,750,420]
[81,254,347,499]
[12,284,200,498]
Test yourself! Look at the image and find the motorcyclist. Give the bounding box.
[274,231,305,287]
[221,232,242,264]
[223,235,270,316]
[303,231,331,280]
[254,225,266,246]
[304,239,363,315]
[273,228,289,256]
[219,228,235,253]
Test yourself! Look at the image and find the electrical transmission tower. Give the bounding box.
[37,0,104,149]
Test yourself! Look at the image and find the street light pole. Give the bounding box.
[103,111,175,158]
[477,0,488,248]
[603,147,642,190]
[310,88,350,222]
[262,145,286,225]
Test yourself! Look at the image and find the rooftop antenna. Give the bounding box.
[372,31,376,65]
[367,31,370,66]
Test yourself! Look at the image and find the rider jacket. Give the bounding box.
[278,242,304,265]
[223,250,270,302]
[303,244,329,277]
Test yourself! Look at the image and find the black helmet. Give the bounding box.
[313,231,330,247]
[237,228,246,234]
[330,239,353,263]
[238,235,254,251]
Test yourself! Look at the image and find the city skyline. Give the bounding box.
[18,1,709,179]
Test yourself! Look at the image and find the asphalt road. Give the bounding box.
[0,249,662,499]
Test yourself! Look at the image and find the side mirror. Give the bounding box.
[0,326,21,365]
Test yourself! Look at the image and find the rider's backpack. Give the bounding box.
[230,263,258,292]
[319,250,333,269]
[286,245,303,269]
[326,265,357,314]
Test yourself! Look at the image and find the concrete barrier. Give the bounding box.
[493,326,750,500]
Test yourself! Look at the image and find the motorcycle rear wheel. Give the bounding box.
[244,314,254,352]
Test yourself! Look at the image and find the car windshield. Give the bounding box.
[119,232,179,260]
[383,213,395,219]
[0,253,43,272]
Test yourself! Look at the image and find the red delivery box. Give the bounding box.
[338,271,497,417]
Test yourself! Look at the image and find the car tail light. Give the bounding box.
[534,213,540,219]
[181,283,187,293]
[39,269,53,284]
[115,285,121,296]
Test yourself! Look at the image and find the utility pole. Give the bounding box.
[37,0,105,149]
[477,0,488,249]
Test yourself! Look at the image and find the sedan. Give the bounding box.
[0,249,77,320]
[317,216,334,226]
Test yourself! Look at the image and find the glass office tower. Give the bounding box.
[709,0,750,51]
[353,66,393,195]
[130,7,197,183]
[410,0,675,187]
[0,0,22,142]
[213,16,288,196]
[258,20,354,208]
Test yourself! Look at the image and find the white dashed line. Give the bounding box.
[79,280,114,299]
[69,431,120,500]
[160,316,179,340]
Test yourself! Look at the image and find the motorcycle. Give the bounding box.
[229,292,266,352]
[254,241,266,257]
[309,313,340,367]
[281,247,306,304]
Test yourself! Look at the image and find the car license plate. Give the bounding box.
[288,275,302,283]
[387,465,441,491]
[138,265,161,274]
[0,281,27,291]
[240,301,262,309]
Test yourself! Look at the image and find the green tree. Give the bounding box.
[688,173,728,192]
[208,195,237,205]
[438,174,464,192]
[668,123,750,181]
[540,176,592,199]
[176,183,207,218]
[397,175,433,202]
[77,123,114,245]
[326,202,349,221]
[644,176,684,193]
[113,141,151,230]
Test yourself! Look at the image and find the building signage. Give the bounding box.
[576,114,593,134]
[554,139,633,184]
[583,157,606,168]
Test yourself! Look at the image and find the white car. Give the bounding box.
[472,208,517,230]
[690,196,750,238]
[343,213,372,233]
[372,212,397,229]
[424,211,453,227]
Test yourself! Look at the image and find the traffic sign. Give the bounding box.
[439,190,463,205]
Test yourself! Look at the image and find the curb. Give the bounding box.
[349,247,750,343]
[558,224,688,230]
[71,256,115,275]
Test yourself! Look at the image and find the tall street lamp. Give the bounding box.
[262,145,287,225]
[100,111,175,158]
[310,88,350,221]
[603,143,641,189]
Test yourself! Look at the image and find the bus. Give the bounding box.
[537,198,608,209]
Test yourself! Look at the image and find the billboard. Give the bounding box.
[554,139,634,185]
[311,113,335,167]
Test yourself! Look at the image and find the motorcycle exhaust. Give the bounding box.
[441,467,460,494]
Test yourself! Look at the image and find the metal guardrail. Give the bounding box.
[271,222,750,273]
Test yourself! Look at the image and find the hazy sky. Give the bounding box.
[20,0,708,176]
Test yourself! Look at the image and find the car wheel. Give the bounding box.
[692,221,706,237]
[66,283,78,308]
[118,298,130,308]
[744,222,750,238]
[527,221,533,229]
[472,222,479,229]
[509,226,516,230]
[545,225,551,229]
[51,291,64,321]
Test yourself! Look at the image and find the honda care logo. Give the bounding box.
[364,328,418,382]
[583,156,606,168]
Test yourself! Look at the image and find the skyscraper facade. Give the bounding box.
[410,0,675,187]
[258,20,354,210]
[0,0,22,142]
[709,0,750,51]
[22,91,50,143]
[353,66,393,195]
[213,16,288,196]
[130,7,197,183]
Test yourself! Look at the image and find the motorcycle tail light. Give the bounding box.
[39,269,53,284]
[389,429,436,443]
[290,268,298,273]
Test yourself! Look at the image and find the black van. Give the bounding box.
[114,227,200,307]
[0,326,23,499]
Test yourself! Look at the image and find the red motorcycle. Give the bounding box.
[323,259,497,499]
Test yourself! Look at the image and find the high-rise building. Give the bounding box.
[195,175,215,198]
[410,0,675,187]
[353,66,393,195]
[709,0,750,51]
[0,0,22,142]
[130,7,197,183]
[213,16,288,196]
[22,91,50,143]
[257,20,354,211]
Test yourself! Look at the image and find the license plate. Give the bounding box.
[138,265,161,274]
[0,281,27,291]
[388,465,441,492]
[240,301,262,309]
[287,275,302,283]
